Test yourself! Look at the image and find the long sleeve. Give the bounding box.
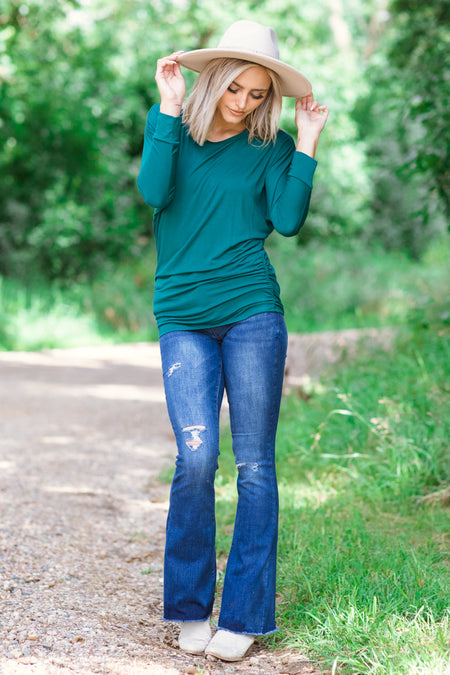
[147,124,318,335]
[137,104,182,209]
[265,134,317,237]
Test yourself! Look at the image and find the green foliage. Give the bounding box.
[0,0,154,279]
[0,242,159,349]
[352,0,449,256]
[215,322,450,673]
[269,233,450,333]
[1,236,448,350]
[389,0,449,214]
[0,275,107,349]
[4,0,444,284]
[1,0,447,291]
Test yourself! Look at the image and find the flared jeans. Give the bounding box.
[159,312,288,635]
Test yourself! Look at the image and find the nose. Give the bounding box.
[235,91,247,110]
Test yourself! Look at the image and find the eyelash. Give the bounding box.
[227,86,264,100]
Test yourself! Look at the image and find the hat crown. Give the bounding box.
[178,19,312,97]
[217,20,280,60]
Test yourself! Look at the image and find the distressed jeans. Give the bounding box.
[159,312,288,635]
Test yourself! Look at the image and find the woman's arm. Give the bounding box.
[155,51,186,116]
[295,93,329,158]
[265,95,328,236]
[265,139,316,237]
[137,53,186,209]
[137,106,181,208]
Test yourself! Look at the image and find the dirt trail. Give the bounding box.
[0,330,393,675]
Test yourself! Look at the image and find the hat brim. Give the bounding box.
[178,48,312,98]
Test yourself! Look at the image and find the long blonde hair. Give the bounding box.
[182,58,282,146]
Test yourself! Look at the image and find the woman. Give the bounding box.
[137,20,328,662]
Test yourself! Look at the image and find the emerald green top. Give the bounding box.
[137,104,317,336]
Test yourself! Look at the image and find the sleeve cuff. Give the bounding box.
[289,151,318,189]
[150,109,182,144]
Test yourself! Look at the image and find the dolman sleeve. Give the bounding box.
[137,104,182,209]
[265,133,318,237]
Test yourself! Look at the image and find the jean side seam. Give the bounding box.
[214,351,224,425]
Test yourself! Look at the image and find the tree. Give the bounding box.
[352,0,449,255]
[3,0,439,283]
[0,0,152,279]
[391,0,449,214]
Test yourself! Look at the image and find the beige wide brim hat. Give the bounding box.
[178,20,312,98]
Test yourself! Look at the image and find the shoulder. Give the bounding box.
[274,129,296,152]
[261,129,295,167]
[249,129,295,155]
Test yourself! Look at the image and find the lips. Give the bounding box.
[228,108,245,116]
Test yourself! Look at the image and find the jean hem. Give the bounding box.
[163,615,211,623]
[216,625,279,637]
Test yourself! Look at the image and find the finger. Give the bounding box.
[164,51,184,65]
[317,107,329,123]
[157,53,183,70]
[156,58,180,81]
[156,58,172,75]
[165,50,184,59]
[301,93,314,109]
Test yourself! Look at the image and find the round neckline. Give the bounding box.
[205,129,248,145]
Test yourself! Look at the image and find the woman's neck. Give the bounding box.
[207,113,246,142]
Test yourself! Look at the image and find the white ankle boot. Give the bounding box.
[205,629,255,661]
[178,619,212,655]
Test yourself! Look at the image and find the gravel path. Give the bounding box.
[0,330,393,675]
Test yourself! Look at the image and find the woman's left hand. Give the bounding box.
[295,93,329,136]
[295,93,329,158]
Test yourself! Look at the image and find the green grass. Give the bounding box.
[1,235,449,350]
[0,276,110,350]
[2,237,448,671]
[3,236,446,671]
[267,233,450,333]
[214,325,450,674]
[0,253,159,350]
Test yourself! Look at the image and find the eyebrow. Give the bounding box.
[231,80,269,92]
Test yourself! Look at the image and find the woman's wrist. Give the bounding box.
[160,101,183,117]
[296,134,319,159]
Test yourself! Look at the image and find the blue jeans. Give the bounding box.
[159,312,288,635]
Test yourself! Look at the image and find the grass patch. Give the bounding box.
[215,324,450,674]
[0,252,159,350]
[0,276,109,350]
[2,235,449,350]
[3,232,448,670]
[267,234,450,333]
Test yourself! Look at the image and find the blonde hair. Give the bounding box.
[182,58,282,146]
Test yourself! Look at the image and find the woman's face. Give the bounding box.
[215,65,271,128]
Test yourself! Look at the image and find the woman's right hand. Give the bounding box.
[155,51,186,117]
